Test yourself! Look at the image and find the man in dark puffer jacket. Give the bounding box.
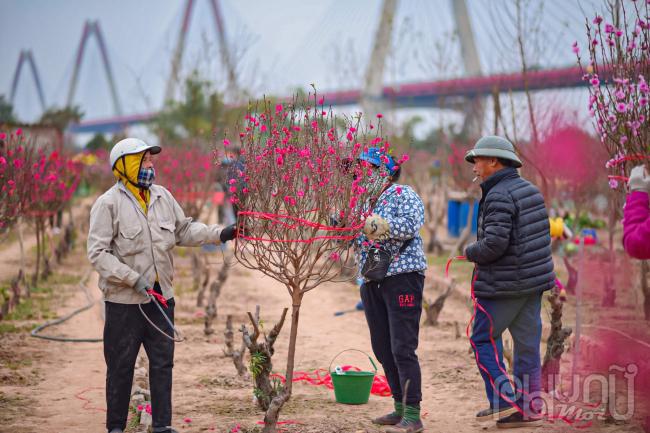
[463,136,555,429]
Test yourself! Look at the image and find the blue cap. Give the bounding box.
[359,147,398,175]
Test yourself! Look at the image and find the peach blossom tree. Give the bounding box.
[223,93,401,432]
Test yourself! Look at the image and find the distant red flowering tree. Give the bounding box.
[223,93,404,432]
[155,145,216,220]
[155,145,218,303]
[576,1,649,184]
[25,147,81,284]
[0,129,36,233]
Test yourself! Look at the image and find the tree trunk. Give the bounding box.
[563,256,578,295]
[204,263,229,335]
[262,290,301,433]
[542,289,572,392]
[223,315,248,377]
[241,306,288,411]
[641,261,650,321]
[32,219,41,288]
[423,281,454,326]
[16,217,27,291]
[192,252,205,306]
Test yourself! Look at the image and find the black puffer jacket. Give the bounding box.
[465,167,555,298]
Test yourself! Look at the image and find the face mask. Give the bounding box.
[137,167,155,189]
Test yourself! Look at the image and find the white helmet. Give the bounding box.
[109,138,161,169]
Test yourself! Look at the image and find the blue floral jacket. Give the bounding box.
[357,183,427,279]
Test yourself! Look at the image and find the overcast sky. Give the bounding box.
[1,0,606,125]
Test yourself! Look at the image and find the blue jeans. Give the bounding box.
[471,293,543,414]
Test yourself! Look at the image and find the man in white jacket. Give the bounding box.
[87,138,238,433]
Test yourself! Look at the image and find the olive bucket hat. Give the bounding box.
[464,135,522,168]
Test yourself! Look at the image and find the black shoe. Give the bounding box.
[496,411,543,429]
[476,406,517,421]
[372,412,402,425]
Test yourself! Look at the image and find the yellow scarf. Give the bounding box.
[112,152,149,214]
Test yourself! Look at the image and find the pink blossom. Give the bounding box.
[590,76,600,87]
[223,138,231,147]
[228,178,237,184]
[15,128,22,136]
[297,190,305,197]
[137,405,143,411]
[0,132,5,140]
[608,178,618,189]
[276,155,284,166]
[13,159,24,169]
[615,29,623,37]
[640,97,648,106]
[615,102,627,113]
[376,113,383,119]
[318,96,324,105]
[605,23,615,33]
[242,187,249,194]
[292,126,301,131]
[275,103,283,113]
[229,186,237,193]
[260,124,268,132]
[311,120,319,129]
[593,15,603,25]
[0,156,6,166]
[322,111,327,116]
[346,131,353,141]
[145,404,152,415]
[571,42,579,54]
[615,90,626,100]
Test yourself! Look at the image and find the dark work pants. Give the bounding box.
[470,292,542,415]
[104,283,175,433]
[360,272,424,405]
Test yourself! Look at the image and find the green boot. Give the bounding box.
[372,401,403,425]
[385,404,424,433]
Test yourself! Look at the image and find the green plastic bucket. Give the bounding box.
[329,349,378,405]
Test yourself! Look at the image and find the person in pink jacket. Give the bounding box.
[623,165,650,259]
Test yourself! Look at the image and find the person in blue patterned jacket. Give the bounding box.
[356,148,427,433]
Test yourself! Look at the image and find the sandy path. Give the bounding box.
[1,243,647,433]
[1,270,106,433]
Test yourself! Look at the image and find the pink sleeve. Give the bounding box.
[623,191,650,260]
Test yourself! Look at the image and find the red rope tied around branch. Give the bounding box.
[270,367,392,397]
[237,210,364,243]
[446,256,592,428]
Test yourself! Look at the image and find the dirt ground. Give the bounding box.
[1,219,648,433]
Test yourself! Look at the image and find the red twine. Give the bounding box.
[237,210,364,243]
[269,367,392,397]
[74,386,106,413]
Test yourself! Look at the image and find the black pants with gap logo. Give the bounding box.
[360,272,424,405]
[104,283,174,433]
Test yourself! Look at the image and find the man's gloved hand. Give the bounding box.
[134,276,151,298]
[628,165,650,193]
[363,213,390,240]
[220,223,238,243]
